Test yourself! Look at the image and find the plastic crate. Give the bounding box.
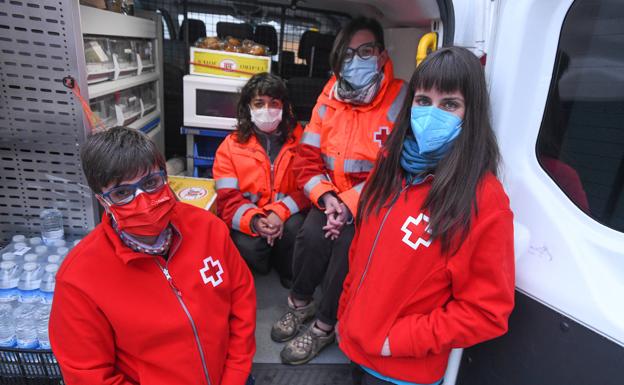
[0,348,63,385]
[191,134,228,178]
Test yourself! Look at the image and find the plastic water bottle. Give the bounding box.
[35,245,49,260]
[24,253,39,264]
[0,303,16,348]
[0,261,20,305]
[17,263,43,304]
[52,239,66,248]
[14,302,38,349]
[36,264,57,350]
[40,264,57,305]
[47,255,61,265]
[12,235,26,244]
[40,209,64,246]
[28,237,43,247]
[2,252,17,262]
[56,247,69,258]
[14,262,43,349]
[36,303,51,349]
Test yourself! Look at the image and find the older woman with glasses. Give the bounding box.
[271,17,408,365]
[49,126,256,385]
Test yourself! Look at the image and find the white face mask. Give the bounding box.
[250,107,282,133]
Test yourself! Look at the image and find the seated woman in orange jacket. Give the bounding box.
[213,73,309,288]
[338,47,515,385]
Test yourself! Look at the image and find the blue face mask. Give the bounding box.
[340,56,379,89]
[410,106,463,154]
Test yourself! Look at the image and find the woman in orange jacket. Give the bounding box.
[213,73,309,288]
[339,47,515,385]
[272,18,407,365]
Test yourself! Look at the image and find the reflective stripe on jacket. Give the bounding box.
[295,59,408,216]
[214,125,310,236]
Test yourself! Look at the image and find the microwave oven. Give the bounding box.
[183,75,247,130]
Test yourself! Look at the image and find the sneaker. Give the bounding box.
[270,297,316,342]
[280,322,336,365]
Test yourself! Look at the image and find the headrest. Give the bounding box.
[216,22,254,40]
[254,25,278,54]
[179,19,206,43]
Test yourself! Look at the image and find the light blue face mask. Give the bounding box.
[410,106,463,154]
[340,56,379,89]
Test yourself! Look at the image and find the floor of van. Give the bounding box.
[252,270,351,383]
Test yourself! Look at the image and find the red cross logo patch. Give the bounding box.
[400,213,432,250]
[374,126,390,147]
[199,257,224,287]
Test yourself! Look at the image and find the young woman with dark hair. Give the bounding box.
[337,47,516,385]
[213,72,309,288]
[271,17,408,365]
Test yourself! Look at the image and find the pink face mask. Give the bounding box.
[250,107,283,133]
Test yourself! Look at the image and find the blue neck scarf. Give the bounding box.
[400,135,452,184]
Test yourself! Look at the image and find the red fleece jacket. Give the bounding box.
[338,174,515,384]
[50,201,256,385]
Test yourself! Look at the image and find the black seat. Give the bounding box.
[254,25,278,55]
[178,19,206,44]
[298,31,335,78]
[216,22,254,40]
[287,77,327,122]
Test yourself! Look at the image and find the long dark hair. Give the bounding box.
[329,16,385,78]
[235,72,297,144]
[358,47,500,254]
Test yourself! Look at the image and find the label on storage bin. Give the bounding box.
[16,338,38,349]
[190,48,271,79]
[0,335,16,348]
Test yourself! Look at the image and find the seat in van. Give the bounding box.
[216,22,254,40]
[178,19,207,45]
[254,25,278,55]
[298,30,335,78]
[287,77,327,122]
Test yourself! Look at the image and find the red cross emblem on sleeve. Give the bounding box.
[400,213,432,250]
[374,126,390,147]
[200,257,224,287]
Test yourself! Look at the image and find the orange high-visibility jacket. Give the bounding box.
[213,125,310,236]
[294,59,408,216]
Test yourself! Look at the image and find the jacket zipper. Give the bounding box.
[153,229,212,385]
[345,186,410,318]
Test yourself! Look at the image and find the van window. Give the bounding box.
[536,0,624,232]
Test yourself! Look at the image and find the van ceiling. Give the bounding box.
[264,0,441,27]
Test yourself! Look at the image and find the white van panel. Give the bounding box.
[384,27,430,82]
[487,0,624,347]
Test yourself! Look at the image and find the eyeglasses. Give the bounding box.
[344,42,381,63]
[100,170,167,206]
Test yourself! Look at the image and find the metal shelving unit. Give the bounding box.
[79,5,165,152]
[0,1,165,243]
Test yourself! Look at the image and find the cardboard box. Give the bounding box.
[168,176,216,213]
[190,47,271,79]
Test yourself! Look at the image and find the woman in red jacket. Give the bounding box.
[50,127,255,385]
[272,17,407,365]
[213,73,309,288]
[337,47,515,385]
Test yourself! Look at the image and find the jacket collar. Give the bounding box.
[101,202,184,265]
